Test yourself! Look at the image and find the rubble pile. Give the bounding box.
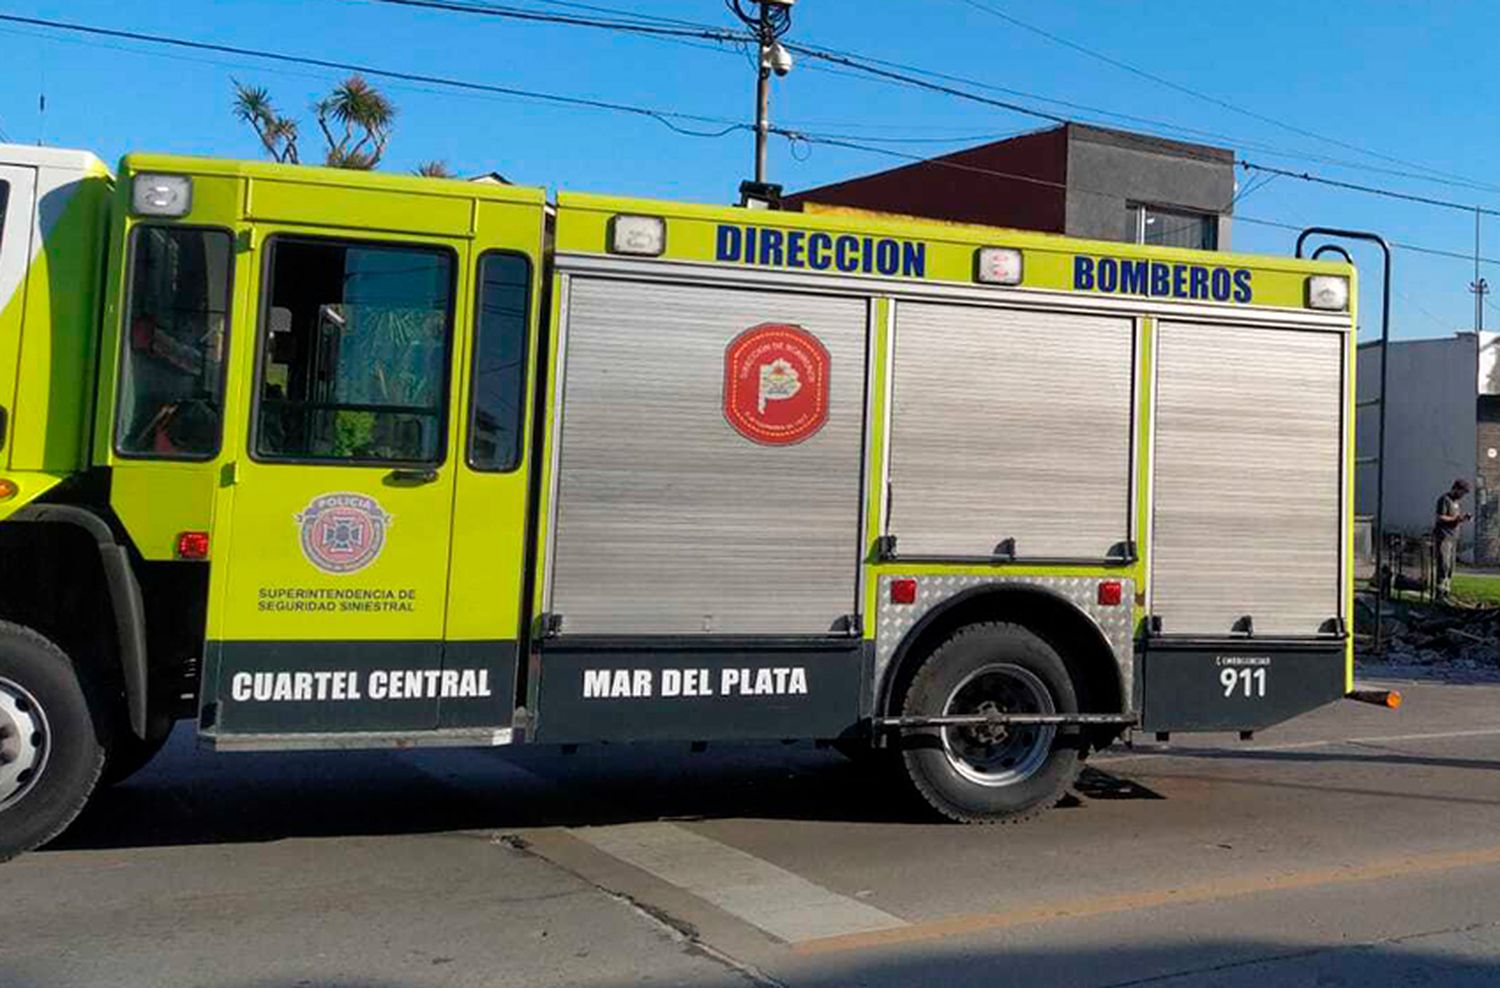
[1360,598,1500,669]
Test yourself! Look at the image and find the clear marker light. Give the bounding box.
[609,215,666,256]
[1306,274,1350,311]
[975,247,1024,285]
[132,174,192,217]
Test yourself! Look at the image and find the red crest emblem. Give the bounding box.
[723,323,831,446]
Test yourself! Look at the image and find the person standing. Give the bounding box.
[1434,478,1473,601]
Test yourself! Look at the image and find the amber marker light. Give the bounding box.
[1347,688,1402,709]
[0,478,17,501]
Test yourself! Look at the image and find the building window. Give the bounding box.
[1128,203,1218,250]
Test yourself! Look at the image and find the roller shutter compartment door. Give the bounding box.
[1150,323,1343,636]
[549,278,868,635]
[888,302,1135,560]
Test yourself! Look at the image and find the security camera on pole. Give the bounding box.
[730,0,794,207]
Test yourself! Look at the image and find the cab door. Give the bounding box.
[0,163,38,465]
[210,228,468,737]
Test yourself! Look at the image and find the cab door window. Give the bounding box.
[115,226,233,458]
[467,252,531,472]
[254,237,455,464]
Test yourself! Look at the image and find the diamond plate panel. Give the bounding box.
[875,574,1136,712]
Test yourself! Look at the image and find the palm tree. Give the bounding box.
[315,75,396,170]
[233,75,400,170]
[231,81,300,163]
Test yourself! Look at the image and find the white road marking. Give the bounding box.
[1093,726,1500,765]
[571,821,907,943]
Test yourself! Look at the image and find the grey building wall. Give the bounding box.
[1356,335,1477,557]
[1064,125,1235,248]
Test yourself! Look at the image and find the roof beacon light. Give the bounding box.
[609,215,666,257]
[1306,274,1350,311]
[132,174,192,217]
[975,247,1023,286]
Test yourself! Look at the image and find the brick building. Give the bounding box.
[785,123,1236,251]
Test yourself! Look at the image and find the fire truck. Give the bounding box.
[0,144,1359,858]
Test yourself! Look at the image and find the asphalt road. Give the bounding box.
[9,673,1500,987]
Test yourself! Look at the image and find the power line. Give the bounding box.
[367,0,749,43]
[773,45,1500,211]
[0,12,751,140]
[953,0,1486,188]
[776,128,1500,277]
[1238,162,1500,219]
[366,0,1500,197]
[4,12,1491,325]
[521,0,726,30]
[19,9,1500,230]
[789,46,1500,197]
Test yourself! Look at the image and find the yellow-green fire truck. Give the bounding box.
[0,143,1359,858]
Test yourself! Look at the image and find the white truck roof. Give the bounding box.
[0,143,110,176]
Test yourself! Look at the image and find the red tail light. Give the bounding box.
[176,531,210,560]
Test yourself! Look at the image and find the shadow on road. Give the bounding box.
[46,729,1160,853]
[1137,745,1500,774]
[7,937,1500,988]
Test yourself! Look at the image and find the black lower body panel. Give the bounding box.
[533,636,868,743]
[200,639,518,736]
[1140,637,1347,733]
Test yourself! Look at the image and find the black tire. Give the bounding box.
[102,727,171,787]
[900,622,1080,824]
[0,621,105,861]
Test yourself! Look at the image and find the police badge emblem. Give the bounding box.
[296,493,392,574]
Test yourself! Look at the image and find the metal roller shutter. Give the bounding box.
[1151,322,1344,636]
[548,278,868,635]
[888,302,1135,560]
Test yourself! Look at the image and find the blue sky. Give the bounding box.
[1,0,1495,340]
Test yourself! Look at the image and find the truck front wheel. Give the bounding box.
[0,621,104,861]
[899,622,1080,823]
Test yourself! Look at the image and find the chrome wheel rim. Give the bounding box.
[940,663,1055,787]
[0,676,49,811]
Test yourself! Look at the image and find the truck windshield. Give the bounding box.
[115,226,233,459]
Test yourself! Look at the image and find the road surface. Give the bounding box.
[8,673,1500,987]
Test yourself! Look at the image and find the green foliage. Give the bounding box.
[1451,574,1500,606]
[232,74,396,170]
[332,410,377,459]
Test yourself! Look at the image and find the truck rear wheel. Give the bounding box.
[0,621,104,861]
[899,622,1080,823]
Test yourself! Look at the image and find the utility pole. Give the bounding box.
[730,0,794,206]
[1473,208,1489,333]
